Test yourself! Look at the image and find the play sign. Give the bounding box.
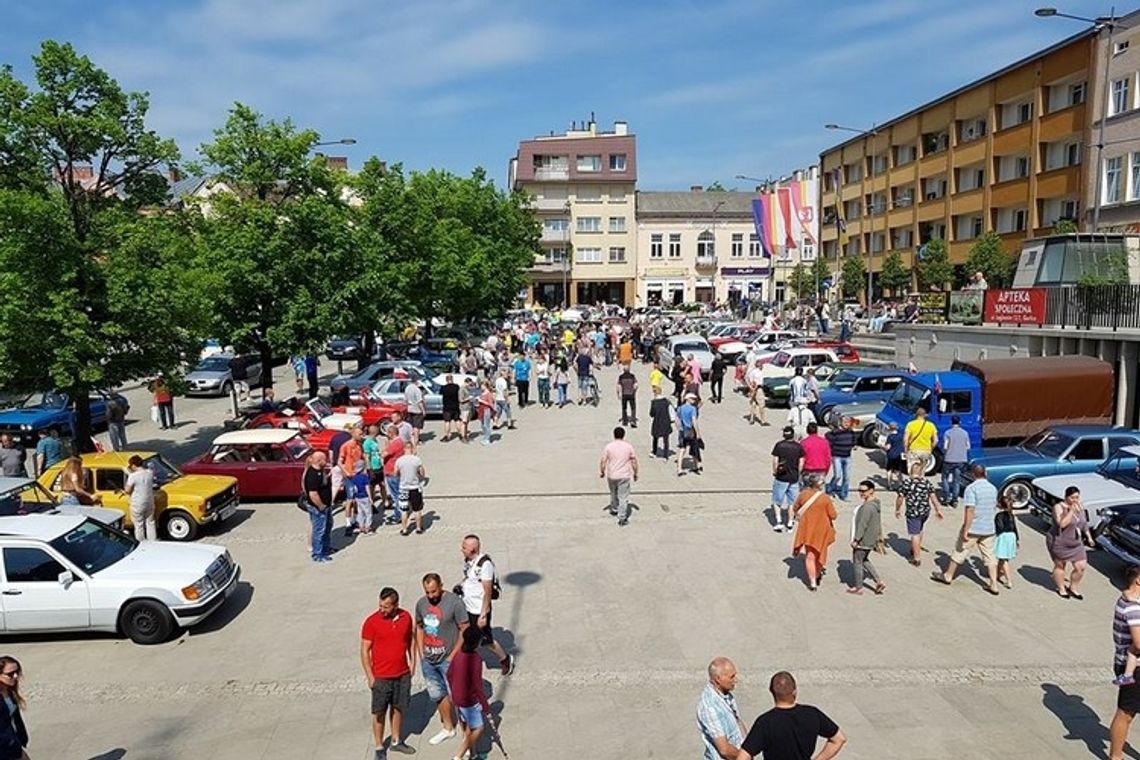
[983,288,1047,325]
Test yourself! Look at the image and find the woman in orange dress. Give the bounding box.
[791,474,838,591]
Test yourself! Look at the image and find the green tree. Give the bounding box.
[706,181,728,191]
[0,41,195,447]
[1054,218,1078,234]
[786,264,810,298]
[964,231,1013,288]
[879,250,911,294]
[840,255,866,298]
[916,238,952,290]
[193,104,356,388]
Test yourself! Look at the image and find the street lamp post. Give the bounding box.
[1035,7,1118,232]
[826,123,879,304]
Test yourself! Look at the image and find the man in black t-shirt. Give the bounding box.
[739,671,845,760]
[439,374,461,442]
[770,427,804,533]
[302,451,334,563]
[616,369,638,427]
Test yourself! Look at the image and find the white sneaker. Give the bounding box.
[429,728,456,745]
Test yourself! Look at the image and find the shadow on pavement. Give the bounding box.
[1040,682,1139,760]
[87,750,127,760]
[128,425,220,466]
[1017,564,1060,593]
[187,581,254,637]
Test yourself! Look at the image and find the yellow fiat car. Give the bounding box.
[37,451,239,541]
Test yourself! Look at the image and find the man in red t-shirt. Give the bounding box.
[339,424,365,537]
[380,424,406,525]
[360,587,415,758]
[799,422,832,484]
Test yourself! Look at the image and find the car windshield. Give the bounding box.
[194,357,231,372]
[888,379,930,413]
[308,399,333,418]
[1099,452,1140,485]
[143,455,182,485]
[830,371,859,391]
[674,342,707,354]
[771,351,792,368]
[21,392,67,409]
[284,437,312,461]
[0,481,56,516]
[1020,430,1075,459]
[49,518,136,575]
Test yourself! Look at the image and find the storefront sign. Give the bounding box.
[644,267,687,277]
[948,290,983,325]
[983,288,1047,324]
[720,266,771,276]
[916,292,949,323]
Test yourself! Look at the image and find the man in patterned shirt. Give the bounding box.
[696,657,746,760]
[1110,564,1140,759]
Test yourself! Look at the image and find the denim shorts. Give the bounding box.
[421,658,450,701]
[457,702,484,729]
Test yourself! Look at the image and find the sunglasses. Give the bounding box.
[857,488,871,494]
[0,670,20,678]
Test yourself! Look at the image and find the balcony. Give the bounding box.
[530,254,569,274]
[695,255,717,269]
[540,228,569,243]
[531,197,570,211]
[534,167,569,181]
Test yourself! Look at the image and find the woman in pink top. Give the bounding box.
[477,382,496,446]
[447,625,492,759]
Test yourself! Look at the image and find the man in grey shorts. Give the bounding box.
[360,587,416,758]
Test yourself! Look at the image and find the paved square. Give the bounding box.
[12,361,1126,759]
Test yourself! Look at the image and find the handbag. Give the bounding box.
[150,404,160,423]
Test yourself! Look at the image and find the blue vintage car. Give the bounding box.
[963,425,1140,508]
[0,390,130,447]
[816,368,909,420]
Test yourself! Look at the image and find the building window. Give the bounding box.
[1132,153,1140,200]
[609,154,627,171]
[696,231,715,259]
[731,233,744,258]
[1013,209,1027,232]
[893,143,917,165]
[576,247,602,263]
[650,233,663,259]
[608,216,626,233]
[546,247,567,264]
[576,155,602,172]
[608,246,626,263]
[1106,156,1123,202]
[609,189,626,202]
[577,187,601,202]
[1017,102,1033,124]
[1112,77,1131,115]
[1070,82,1086,106]
[1116,39,1131,55]
[576,216,601,233]
[801,241,816,260]
[1016,156,1030,178]
[668,233,681,258]
[748,233,761,257]
[972,216,983,238]
[543,218,569,233]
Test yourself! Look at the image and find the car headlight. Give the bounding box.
[19,424,31,431]
[181,575,216,601]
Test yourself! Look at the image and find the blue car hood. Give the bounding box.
[971,446,1044,467]
[0,407,61,424]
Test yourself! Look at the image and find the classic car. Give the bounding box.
[0,390,130,447]
[1095,503,1140,566]
[1029,445,1140,531]
[964,426,1140,509]
[0,514,240,644]
[367,375,478,418]
[243,408,350,460]
[656,335,715,373]
[815,368,908,419]
[0,476,123,529]
[36,452,239,541]
[760,348,840,380]
[707,325,763,350]
[325,335,365,361]
[717,330,804,362]
[185,353,263,397]
[181,429,312,500]
[762,361,887,407]
[329,361,430,395]
[825,399,888,447]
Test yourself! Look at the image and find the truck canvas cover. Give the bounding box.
[950,356,1114,440]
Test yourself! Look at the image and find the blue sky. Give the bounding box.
[3,0,1105,190]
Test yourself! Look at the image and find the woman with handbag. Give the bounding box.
[791,474,837,592]
[0,656,29,760]
[1047,485,1093,600]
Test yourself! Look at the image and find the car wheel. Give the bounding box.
[120,599,176,645]
[860,426,877,448]
[1000,479,1033,510]
[925,449,943,476]
[163,511,199,542]
[221,380,233,396]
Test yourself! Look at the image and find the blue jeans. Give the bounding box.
[828,456,851,500]
[481,408,493,443]
[306,504,332,559]
[557,383,568,406]
[384,474,403,522]
[772,478,800,508]
[421,658,451,701]
[941,461,967,503]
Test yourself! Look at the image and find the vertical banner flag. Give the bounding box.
[832,169,848,247]
[752,176,819,259]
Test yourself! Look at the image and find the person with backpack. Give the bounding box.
[458,534,513,675]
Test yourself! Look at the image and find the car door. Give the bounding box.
[93,467,131,526]
[1056,437,1107,477]
[87,391,109,427]
[0,545,90,631]
[877,376,903,403]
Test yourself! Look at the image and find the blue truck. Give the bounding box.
[0,390,130,447]
[874,356,1115,474]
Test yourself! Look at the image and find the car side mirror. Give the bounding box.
[58,570,74,588]
[1065,454,1076,462]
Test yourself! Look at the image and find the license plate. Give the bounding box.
[218,502,238,521]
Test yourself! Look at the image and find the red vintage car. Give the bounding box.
[244,409,349,459]
[331,387,407,427]
[804,341,861,363]
[182,429,312,501]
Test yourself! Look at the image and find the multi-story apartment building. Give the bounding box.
[509,119,637,307]
[1087,10,1140,232]
[819,28,1098,295]
[635,188,764,306]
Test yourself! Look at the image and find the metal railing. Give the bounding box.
[1042,284,1140,331]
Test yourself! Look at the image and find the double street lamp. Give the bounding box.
[826,123,879,302]
[1035,7,1119,232]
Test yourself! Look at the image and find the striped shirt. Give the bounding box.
[1114,594,1140,667]
[697,683,742,760]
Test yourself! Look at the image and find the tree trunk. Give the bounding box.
[259,340,275,395]
[72,381,96,454]
[359,332,375,372]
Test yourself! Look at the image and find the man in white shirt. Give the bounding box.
[396,444,426,536]
[459,534,513,675]
[746,359,768,426]
[786,401,816,441]
[123,455,156,541]
[403,380,426,447]
[493,369,514,430]
[788,367,810,406]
